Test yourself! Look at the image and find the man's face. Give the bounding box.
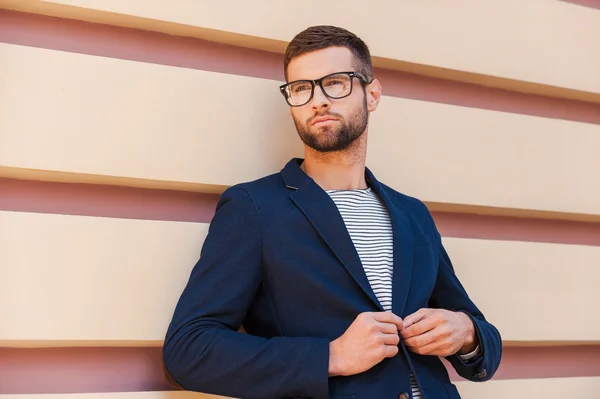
[286,47,377,153]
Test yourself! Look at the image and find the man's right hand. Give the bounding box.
[328,312,403,377]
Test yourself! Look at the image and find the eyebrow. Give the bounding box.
[287,70,354,82]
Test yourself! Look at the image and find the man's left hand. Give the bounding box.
[400,308,478,357]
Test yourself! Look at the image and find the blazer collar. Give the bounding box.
[280,157,378,189]
[366,167,416,316]
[280,158,416,316]
[280,158,310,190]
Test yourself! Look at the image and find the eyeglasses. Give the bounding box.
[279,71,370,107]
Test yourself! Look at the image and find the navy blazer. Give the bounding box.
[163,158,502,399]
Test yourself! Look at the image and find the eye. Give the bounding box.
[325,79,344,86]
[292,83,311,93]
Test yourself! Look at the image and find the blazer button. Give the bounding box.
[399,393,410,399]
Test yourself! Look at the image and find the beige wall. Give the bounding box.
[5,0,600,97]
[0,211,206,345]
[1,0,599,397]
[2,43,599,216]
[456,376,600,398]
[2,211,599,344]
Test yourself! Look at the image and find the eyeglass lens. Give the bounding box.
[286,73,353,106]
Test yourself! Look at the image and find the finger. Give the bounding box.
[400,313,439,340]
[402,308,432,329]
[381,333,400,346]
[375,321,400,334]
[403,330,437,349]
[406,339,452,357]
[384,344,399,358]
[373,312,404,331]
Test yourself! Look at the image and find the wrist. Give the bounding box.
[328,340,344,376]
[457,312,478,355]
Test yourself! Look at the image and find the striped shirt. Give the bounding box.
[327,187,423,398]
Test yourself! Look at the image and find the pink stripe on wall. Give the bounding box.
[0,347,173,394]
[1,345,599,394]
[1,10,599,125]
[562,0,600,10]
[445,345,600,381]
[0,10,283,83]
[0,178,218,223]
[2,178,600,246]
[431,211,600,247]
[374,68,600,124]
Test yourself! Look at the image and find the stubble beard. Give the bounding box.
[293,99,369,154]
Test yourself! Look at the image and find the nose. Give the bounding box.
[310,85,331,110]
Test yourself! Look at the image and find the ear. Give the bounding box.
[366,78,382,112]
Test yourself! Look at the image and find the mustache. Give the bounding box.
[307,112,343,125]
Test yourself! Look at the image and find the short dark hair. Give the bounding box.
[283,25,373,82]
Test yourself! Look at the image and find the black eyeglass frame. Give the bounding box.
[279,71,371,107]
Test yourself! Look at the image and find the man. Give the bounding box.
[163,25,502,399]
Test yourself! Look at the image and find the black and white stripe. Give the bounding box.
[327,187,394,310]
[327,187,422,398]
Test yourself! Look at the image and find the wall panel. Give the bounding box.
[2,0,599,95]
[456,376,600,398]
[2,210,599,344]
[444,237,600,341]
[0,211,207,344]
[1,0,598,395]
[2,44,600,216]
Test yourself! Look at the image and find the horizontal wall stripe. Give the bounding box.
[446,345,600,382]
[1,345,599,394]
[367,98,600,216]
[563,0,600,10]
[0,178,218,223]
[1,10,599,125]
[427,201,600,224]
[430,210,600,247]
[0,10,283,83]
[375,67,600,125]
[2,178,600,247]
[2,212,599,343]
[0,347,173,394]
[2,45,600,217]
[0,393,212,399]
[445,238,600,341]
[3,168,600,224]
[0,166,229,195]
[0,211,208,343]
[2,0,600,100]
[0,341,167,348]
[455,376,600,398]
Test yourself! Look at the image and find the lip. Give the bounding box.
[311,116,338,126]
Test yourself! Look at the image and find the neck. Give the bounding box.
[301,132,368,191]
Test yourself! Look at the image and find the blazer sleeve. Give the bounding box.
[162,186,330,399]
[425,210,503,382]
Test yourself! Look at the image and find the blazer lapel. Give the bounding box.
[366,168,415,317]
[282,159,383,311]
